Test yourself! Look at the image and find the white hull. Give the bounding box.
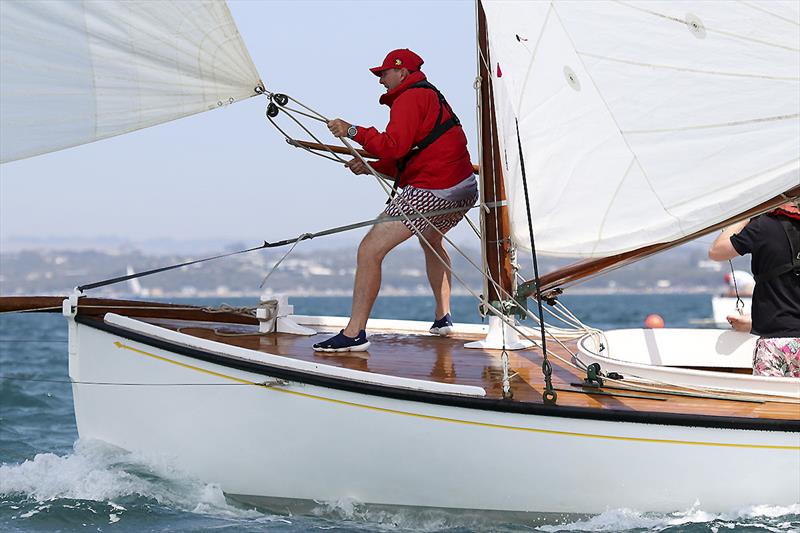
[68,314,800,514]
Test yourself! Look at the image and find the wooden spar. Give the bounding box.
[477,1,514,305]
[0,296,259,323]
[293,140,373,160]
[293,140,480,175]
[536,184,800,294]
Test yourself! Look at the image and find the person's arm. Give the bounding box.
[343,156,397,177]
[326,120,398,177]
[352,94,424,161]
[708,220,749,261]
[726,313,752,333]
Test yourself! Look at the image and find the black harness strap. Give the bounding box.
[753,217,800,284]
[388,81,461,202]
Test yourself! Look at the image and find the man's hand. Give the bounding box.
[726,313,752,333]
[345,158,369,175]
[327,118,352,138]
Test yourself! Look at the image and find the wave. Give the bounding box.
[2,441,797,532]
[538,502,800,532]
[0,439,274,522]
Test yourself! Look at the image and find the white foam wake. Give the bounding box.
[0,438,267,520]
[539,502,800,532]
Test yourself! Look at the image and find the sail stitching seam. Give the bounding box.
[623,113,800,134]
[739,1,800,27]
[576,51,800,81]
[515,2,554,114]
[590,158,636,256]
[614,0,800,52]
[549,4,684,236]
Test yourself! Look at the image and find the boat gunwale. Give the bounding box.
[74,314,800,432]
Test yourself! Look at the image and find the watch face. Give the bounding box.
[348,126,357,138]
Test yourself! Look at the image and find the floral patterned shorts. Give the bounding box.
[752,337,800,377]
[384,186,478,235]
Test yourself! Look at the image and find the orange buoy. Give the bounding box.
[644,314,664,329]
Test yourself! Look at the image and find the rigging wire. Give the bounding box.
[68,206,482,294]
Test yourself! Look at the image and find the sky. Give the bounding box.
[0,0,480,252]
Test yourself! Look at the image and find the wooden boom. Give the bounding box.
[536,184,800,294]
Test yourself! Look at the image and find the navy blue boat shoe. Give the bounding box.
[313,329,370,352]
[429,313,454,336]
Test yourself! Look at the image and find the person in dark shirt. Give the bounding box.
[708,201,800,377]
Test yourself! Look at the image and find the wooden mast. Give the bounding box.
[477,1,514,306]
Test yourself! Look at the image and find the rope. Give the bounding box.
[515,118,556,404]
[728,260,746,314]
[77,243,269,292]
[259,234,308,288]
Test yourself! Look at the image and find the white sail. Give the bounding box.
[482,0,800,258]
[1,0,262,164]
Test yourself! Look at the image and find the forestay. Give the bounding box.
[1,0,262,163]
[482,0,800,258]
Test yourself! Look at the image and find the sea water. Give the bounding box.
[1,295,798,532]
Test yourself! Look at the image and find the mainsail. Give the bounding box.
[0,0,262,163]
[482,0,800,258]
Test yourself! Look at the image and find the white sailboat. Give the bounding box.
[1,0,798,516]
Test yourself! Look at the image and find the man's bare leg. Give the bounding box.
[419,228,451,320]
[343,219,413,337]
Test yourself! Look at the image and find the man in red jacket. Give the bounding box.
[314,49,477,352]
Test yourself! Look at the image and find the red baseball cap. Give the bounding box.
[369,49,424,76]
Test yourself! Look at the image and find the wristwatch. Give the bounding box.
[347,125,358,139]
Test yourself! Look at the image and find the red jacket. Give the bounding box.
[353,71,473,190]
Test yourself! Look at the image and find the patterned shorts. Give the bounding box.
[752,337,800,377]
[383,186,478,235]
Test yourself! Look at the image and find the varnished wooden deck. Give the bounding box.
[2,296,796,422]
[151,317,799,422]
